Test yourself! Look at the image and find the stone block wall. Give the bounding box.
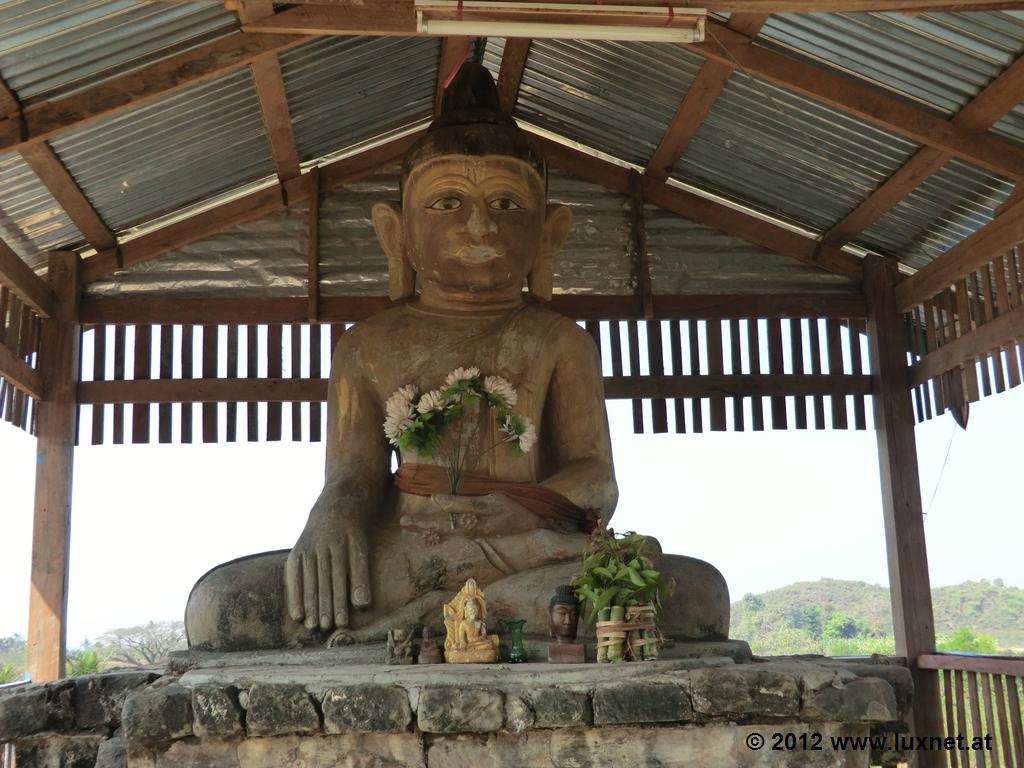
[0,659,914,768]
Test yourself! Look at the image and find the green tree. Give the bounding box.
[937,627,999,655]
[97,621,187,667]
[66,649,106,677]
[824,612,864,641]
[0,663,17,684]
[742,593,765,612]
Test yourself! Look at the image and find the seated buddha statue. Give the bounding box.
[185,63,729,651]
[443,579,499,663]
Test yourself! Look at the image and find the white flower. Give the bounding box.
[483,375,517,407]
[518,417,537,453]
[445,366,480,387]
[383,413,414,445]
[416,389,448,414]
[385,384,417,421]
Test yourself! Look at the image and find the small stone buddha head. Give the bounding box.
[548,584,581,644]
[372,62,572,305]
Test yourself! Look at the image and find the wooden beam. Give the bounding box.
[233,0,274,25]
[0,240,52,318]
[918,653,1024,678]
[250,54,302,183]
[19,142,116,251]
[0,338,43,400]
[910,301,1024,386]
[824,55,1024,246]
[686,21,1024,182]
[435,37,471,113]
[243,0,1024,10]
[81,132,421,284]
[537,134,864,280]
[605,373,871,399]
[26,252,80,683]
[0,32,309,156]
[79,292,866,326]
[496,39,531,113]
[864,254,944,764]
[895,197,1024,311]
[646,14,768,181]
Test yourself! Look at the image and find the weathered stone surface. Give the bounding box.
[504,695,534,733]
[9,735,102,768]
[592,681,692,725]
[417,688,504,733]
[75,671,159,731]
[95,734,127,768]
[122,684,193,746]
[237,734,426,767]
[425,724,871,768]
[245,684,320,737]
[0,681,74,740]
[322,685,411,734]
[192,685,244,738]
[529,687,591,728]
[801,678,899,723]
[690,667,801,717]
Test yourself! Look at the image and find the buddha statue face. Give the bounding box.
[548,601,581,644]
[371,63,571,304]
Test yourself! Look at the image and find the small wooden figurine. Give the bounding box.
[416,626,443,665]
[443,579,499,663]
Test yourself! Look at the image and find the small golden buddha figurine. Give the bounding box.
[443,579,499,663]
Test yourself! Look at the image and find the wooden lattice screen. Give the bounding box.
[74,312,872,445]
[0,286,44,435]
[904,248,1024,424]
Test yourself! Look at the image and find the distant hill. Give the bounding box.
[731,579,1024,654]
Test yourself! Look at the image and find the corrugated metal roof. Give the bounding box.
[674,71,920,235]
[0,150,84,269]
[514,40,705,167]
[87,204,307,298]
[857,158,1013,270]
[993,103,1024,149]
[0,0,237,105]
[759,12,1024,116]
[280,36,438,163]
[647,207,858,294]
[48,68,275,231]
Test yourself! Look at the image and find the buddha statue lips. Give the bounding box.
[183,62,731,652]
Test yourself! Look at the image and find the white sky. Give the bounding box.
[1,381,1020,645]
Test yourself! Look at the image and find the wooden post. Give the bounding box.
[864,254,944,764]
[26,251,80,682]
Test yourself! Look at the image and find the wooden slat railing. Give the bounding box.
[919,653,1024,768]
[0,284,44,435]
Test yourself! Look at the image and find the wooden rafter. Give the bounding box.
[535,134,864,280]
[0,241,52,317]
[645,14,768,181]
[20,142,117,252]
[243,6,1024,182]
[0,32,309,156]
[895,197,1024,311]
[0,337,43,400]
[496,39,532,113]
[435,37,471,113]
[81,132,424,285]
[79,293,867,325]
[250,54,302,183]
[825,54,1024,247]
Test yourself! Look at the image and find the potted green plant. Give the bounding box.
[570,525,672,662]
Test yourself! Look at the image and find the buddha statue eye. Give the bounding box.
[488,197,522,211]
[427,196,462,211]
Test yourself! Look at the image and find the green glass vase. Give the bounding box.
[507,619,527,663]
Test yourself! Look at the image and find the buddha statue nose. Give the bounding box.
[467,200,498,240]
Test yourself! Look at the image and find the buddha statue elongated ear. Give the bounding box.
[371,201,415,301]
[529,203,573,301]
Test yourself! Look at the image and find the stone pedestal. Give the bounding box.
[0,655,915,768]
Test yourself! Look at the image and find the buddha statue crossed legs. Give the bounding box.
[185,64,729,651]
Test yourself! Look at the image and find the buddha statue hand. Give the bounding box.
[285,484,373,631]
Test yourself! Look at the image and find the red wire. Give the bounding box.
[666,5,674,26]
[443,38,473,90]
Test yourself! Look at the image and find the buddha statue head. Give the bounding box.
[371,62,572,306]
[548,584,581,644]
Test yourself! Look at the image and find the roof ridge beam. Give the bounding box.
[496,39,532,114]
[0,32,310,157]
[824,54,1024,247]
[535,134,863,281]
[645,13,769,181]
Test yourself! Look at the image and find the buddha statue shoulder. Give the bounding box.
[184,63,730,652]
